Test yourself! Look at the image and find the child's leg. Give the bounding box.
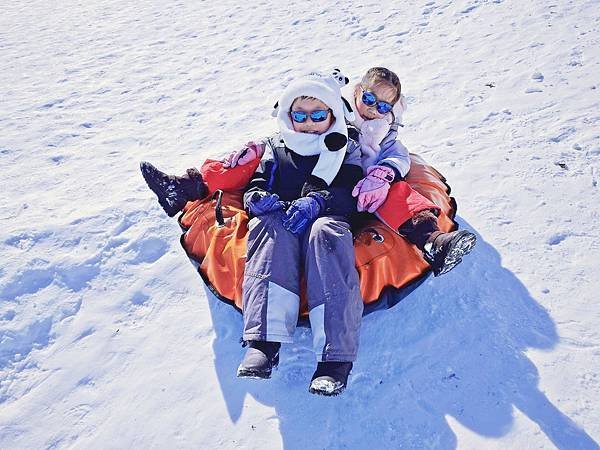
[302,216,363,363]
[140,161,206,217]
[242,211,301,344]
[377,181,476,276]
[398,209,440,249]
[399,210,477,277]
[302,216,360,395]
[375,181,441,231]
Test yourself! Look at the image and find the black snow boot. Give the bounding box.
[140,161,207,217]
[309,361,353,397]
[423,229,477,277]
[237,341,281,379]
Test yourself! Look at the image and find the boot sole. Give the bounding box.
[236,354,279,380]
[236,368,273,379]
[435,231,477,276]
[309,379,346,397]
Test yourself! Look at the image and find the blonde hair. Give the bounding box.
[361,67,402,104]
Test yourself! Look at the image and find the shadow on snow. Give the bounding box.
[201,218,598,450]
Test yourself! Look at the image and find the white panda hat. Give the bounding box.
[273,69,355,186]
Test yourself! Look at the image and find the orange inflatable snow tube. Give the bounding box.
[179,154,457,318]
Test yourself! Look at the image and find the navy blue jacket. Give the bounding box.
[245,134,363,217]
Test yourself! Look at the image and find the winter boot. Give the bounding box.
[308,361,353,396]
[237,341,281,379]
[423,230,477,276]
[140,161,207,217]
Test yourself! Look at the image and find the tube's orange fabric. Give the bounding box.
[179,154,457,317]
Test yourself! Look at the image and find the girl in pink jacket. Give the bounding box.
[343,67,476,276]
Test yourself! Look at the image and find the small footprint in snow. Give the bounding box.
[531,72,544,82]
[0,318,53,367]
[130,291,150,306]
[5,231,53,250]
[460,5,479,14]
[58,264,100,292]
[125,237,168,264]
[41,98,65,109]
[74,327,95,342]
[549,127,576,143]
[464,95,484,107]
[569,48,583,67]
[547,232,570,246]
[1,261,99,300]
[1,310,16,321]
[0,268,55,300]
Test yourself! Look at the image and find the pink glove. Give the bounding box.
[222,141,265,168]
[352,165,395,213]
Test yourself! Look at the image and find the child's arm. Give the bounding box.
[242,141,280,216]
[352,165,395,213]
[352,130,408,212]
[377,130,411,180]
[282,155,363,234]
[223,141,266,168]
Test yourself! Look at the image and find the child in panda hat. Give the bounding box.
[270,69,356,186]
[139,70,365,396]
[236,70,364,397]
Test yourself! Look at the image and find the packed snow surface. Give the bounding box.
[1,0,599,449]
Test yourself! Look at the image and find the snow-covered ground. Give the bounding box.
[1,0,599,448]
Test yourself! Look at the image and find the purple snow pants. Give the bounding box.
[242,212,363,362]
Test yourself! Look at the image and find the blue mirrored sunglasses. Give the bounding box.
[290,109,331,123]
[361,90,394,114]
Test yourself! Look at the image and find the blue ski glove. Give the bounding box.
[244,191,284,217]
[282,194,325,235]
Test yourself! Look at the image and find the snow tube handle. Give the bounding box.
[212,190,225,228]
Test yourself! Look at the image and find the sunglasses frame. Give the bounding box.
[289,109,331,123]
[360,87,394,114]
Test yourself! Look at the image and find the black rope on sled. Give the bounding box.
[212,190,225,228]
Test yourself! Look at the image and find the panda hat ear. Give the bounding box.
[331,68,350,87]
[271,101,279,117]
[330,69,354,120]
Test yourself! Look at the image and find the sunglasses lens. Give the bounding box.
[291,110,329,123]
[377,102,393,114]
[362,91,377,106]
[291,111,308,123]
[310,110,329,122]
[362,89,393,114]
